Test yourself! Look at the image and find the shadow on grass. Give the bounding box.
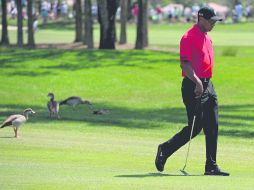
[115,173,203,177]
[8,71,54,76]
[0,136,15,139]
[0,103,253,139]
[0,48,179,76]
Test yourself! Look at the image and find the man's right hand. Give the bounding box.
[194,80,203,98]
[180,60,204,98]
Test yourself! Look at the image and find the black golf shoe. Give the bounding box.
[155,144,167,172]
[204,164,230,176]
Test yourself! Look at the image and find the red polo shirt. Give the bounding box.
[180,24,214,78]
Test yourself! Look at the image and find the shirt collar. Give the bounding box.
[193,24,207,36]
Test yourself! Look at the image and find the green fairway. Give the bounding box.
[0,48,254,190]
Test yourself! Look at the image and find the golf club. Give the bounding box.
[180,98,201,176]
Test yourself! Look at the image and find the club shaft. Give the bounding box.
[182,115,196,170]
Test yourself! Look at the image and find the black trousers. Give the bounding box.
[162,77,218,167]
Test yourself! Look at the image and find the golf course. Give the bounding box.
[0,22,254,189]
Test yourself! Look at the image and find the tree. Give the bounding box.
[127,0,132,20]
[135,0,148,49]
[143,0,148,47]
[119,0,127,44]
[37,0,42,13]
[84,0,94,49]
[74,0,83,42]
[97,0,118,49]
[16,0,23,46]
[0,0,9,45]
[27,0,35,47]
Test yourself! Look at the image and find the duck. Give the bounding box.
[59,96,92,109]
[47,92,60,119]
[0,108,35,138]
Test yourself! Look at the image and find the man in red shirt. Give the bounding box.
[155,7,229,176]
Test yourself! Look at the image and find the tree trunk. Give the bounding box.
[143,0,148,47]
[17,0,23,46]
[84,0,94,49]
[114,22,117,42]
[83,1,87,45]
[27,0,35,47]
[135,0,143,49]
[97,0,118,49]
[119,0,127,44]
[127,0,132,20]
[98,0,108,49]
[38,0,42,13]
[135,0,148,49]
[0,0,9,45]
[57,0,61,17]
[74,0,83,42]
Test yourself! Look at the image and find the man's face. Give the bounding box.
[205,19,217,31]
[200,17,217,32]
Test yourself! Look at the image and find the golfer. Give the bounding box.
[155,7,229,176]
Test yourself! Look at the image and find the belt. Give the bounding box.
[184,77,210,83]
[200,78,210,82]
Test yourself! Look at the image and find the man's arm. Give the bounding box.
[180,60,203,98]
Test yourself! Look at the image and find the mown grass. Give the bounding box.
[0,48,254,190]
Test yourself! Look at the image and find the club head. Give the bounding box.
[180,169,189,176]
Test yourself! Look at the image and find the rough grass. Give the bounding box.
[0,48,254,189]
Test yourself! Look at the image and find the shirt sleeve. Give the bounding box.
[180,36,192,62]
